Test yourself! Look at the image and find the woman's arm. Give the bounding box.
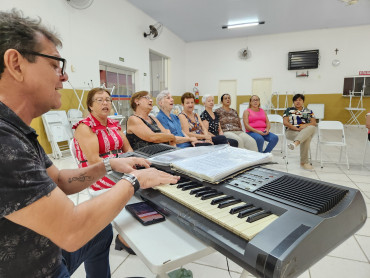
[127,116,176,144]
[74,124,102,165]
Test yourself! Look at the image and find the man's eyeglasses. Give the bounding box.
[94,98,112,104]
[21,51,67,76]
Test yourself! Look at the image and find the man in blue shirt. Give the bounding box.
[156,90,198,148]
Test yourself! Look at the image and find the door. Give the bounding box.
[252,78,272,111]
[218,80,237,110]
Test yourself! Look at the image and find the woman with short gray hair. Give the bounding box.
[156,90,198,147]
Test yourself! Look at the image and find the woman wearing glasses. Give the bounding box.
[243,95,278,153]
[73,88,135,254]
[126,91,176,150]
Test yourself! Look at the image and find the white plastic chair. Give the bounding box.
[316,121,349,169]
[267,114,288,163]
[67,109,83,126]
[42,111,73,159]
[363,129,370,166]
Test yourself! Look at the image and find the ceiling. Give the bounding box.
[127,0,370,42]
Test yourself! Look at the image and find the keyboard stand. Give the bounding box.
[113,196,215,277]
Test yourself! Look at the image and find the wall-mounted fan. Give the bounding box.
[143,23,163,40]
[66,0,94,9]
[238,47,252,60]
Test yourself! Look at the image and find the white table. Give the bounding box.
[112,196,215,278]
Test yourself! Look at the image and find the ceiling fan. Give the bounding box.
[143,23,163,40]
[66,0,94,9]
[238,47,252,60]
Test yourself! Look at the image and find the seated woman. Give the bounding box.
[200,94,238,147]
[283,93,316,171]
[243,95,278,153]
[126,91,176,150]
[156,90,199,148]
[214,94,258,151]
[179,92,228,145]
[73,87,135,254]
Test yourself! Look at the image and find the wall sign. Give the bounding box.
[359,71,370,75]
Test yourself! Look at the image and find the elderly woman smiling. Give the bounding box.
[126,91,176,150]
[179,92,228,145]
[156,90,198,148]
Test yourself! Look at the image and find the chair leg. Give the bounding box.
[363,140,368,167]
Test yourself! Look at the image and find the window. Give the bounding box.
[150,51,168,98]
[343,76,370,96]
[99,62,136,124]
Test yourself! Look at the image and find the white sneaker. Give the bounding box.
[301,164,314,171]
[288,143,295,150]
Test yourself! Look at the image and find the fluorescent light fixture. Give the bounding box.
[222,21,265,29]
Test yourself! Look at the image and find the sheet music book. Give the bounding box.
[149,145,273,183]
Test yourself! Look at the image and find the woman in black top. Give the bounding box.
[126,91,176,150]
[200,95,238,147]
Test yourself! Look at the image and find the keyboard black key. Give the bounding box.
[238,207,261,218]
[218,199,241,208]
[229,204,253,214]
[201,192,223,200]
[182,184,202,191]
[246,210,272,223]
[176,181,194,188]
[195,189,217,197]
[211,196,234,205]
[190,187,210,195]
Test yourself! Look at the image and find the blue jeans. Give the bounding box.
[54,224,113,278]
[247,132,279,153]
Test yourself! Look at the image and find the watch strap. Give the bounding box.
[121,173,140,193]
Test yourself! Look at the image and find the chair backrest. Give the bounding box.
[307,104,325,120]
[69,139,79,166]
[267,114,283,124]
[318,121,344,130]
[318,121,346,144]
[267,114,285,136]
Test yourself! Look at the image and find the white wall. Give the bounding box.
[185,25,370,96]
[0,0,187,93]
[2,1,370,98]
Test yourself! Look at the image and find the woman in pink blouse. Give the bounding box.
[243,95,278,153]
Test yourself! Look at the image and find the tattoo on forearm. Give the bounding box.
[68,172,93,183]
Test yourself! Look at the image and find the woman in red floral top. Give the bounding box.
[73,88,133,191]
[73,88,135,254]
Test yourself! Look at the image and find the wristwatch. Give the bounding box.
[103,157,112,174]
[121,173,140,193]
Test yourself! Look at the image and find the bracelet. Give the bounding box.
[103,157,112,174]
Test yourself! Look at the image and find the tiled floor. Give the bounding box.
[52,125,370,278]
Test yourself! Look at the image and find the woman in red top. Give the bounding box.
[73,88,135,254]
[243,95,278,153]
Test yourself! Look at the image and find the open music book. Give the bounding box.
[149,145,273,183]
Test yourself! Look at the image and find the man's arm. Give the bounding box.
[5,164,179,252]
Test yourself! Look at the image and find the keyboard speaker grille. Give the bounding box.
[255,175,348,214]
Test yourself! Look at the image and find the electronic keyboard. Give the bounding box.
[116,147,367,278]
